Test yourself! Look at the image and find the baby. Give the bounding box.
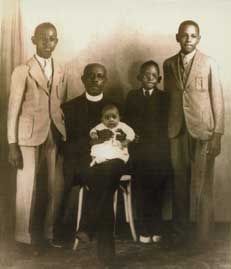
[90,104,135,166]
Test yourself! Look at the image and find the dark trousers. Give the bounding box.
[130,143,169,237]
[134,165,166,236]
[80,159,125,263]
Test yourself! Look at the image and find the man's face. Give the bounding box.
[102,108,120,129]
[82,65,107,96]
[140,65,160,90]
[176,24,200,54]
[32,26,58,59]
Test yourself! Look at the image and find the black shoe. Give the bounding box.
[75,231,91,243]
[45,239,62,248]
[15,242,42,258]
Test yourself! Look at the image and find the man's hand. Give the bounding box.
[115,129,127,142]
[207,133,222,159]
[8,143,23,169]
[97,129,113,142]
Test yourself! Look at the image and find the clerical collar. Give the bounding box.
[142,88,154,95]
[85,92,103,102]
[180,49,196,63]
[34,54,52,66]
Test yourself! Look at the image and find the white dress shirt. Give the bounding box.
[142,88,154,96]
[35,54,53,80]
[180,49,196,68]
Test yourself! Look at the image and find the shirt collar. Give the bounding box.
[85,92,103,102]
[142,88,154,95]
[180,49,196,63]
[35,54,52,67]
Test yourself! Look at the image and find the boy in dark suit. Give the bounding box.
[124,60,171,244]
[163,20,224,245]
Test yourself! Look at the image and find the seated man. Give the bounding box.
[61,63,122,267]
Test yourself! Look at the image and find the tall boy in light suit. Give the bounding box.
[163,20,224,245]
[7,22,66,248]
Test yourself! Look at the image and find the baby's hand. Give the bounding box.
[90,131,99,140]
[134,134,140,143]
[115,128,127,141]
[90,131,100,145]
[120,139,129,149]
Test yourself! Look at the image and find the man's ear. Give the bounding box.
[81,75,85,84]
[31,36,36,45]
[158,76,162,83]
[103,76,108,84]
[137,74,142,81]
[176,33,179,43]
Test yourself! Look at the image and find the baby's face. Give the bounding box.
[102,108,120,129]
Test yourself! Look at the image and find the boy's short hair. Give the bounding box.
[139,60,160,75]
[83,63,107,78]
[34,22,57,36]
[178,20,200,34]
[102,103,120,116]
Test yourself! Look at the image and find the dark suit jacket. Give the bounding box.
[61,93,112,169]
[124,88,171,175]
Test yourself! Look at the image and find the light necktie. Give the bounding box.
[182,55,189,69]
[180,56,188,85]
[43,59,52,80]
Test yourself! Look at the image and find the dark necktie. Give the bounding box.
[144,90,150,97]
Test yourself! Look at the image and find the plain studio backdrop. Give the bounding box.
[7,0,231,221]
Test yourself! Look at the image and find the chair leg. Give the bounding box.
[126,182,137,242]
[113,190,118,219]
[113,190,118,236]
[73,187,84,250]
[73,238,80,250]
[122,188,129,223]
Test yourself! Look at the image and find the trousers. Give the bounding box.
[15,129,64,244]
[170,128,215,242]
[80,159,125,263]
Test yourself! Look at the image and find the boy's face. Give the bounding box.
[102,108,120,129]
[176,24,200,54]
[32,26,58,59]
[139,65,160,90]
[82,65,107,96]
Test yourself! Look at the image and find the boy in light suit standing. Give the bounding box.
[163,20,224,246]
[7,22,66,252]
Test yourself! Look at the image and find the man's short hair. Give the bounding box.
[139,60,160,75]
[178,20,200,34]
[34,22,57,36]
[83,63,107,78]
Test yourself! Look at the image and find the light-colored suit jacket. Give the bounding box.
[7,56,67,146]
[163,50,224,140]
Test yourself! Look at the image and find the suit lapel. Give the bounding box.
[185,50,201,88]
[170,55,184,90]
[52,59,63,90]
[28,57,49,94]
